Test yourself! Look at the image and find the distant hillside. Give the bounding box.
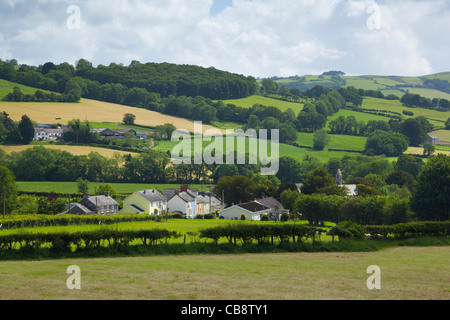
[0,59,259,101]
[273,72,450,100]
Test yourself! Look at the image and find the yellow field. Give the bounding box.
[0,99,223,134]
[0,144,139,158]
[405,147,450,157]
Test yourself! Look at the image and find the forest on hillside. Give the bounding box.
[0,59,259,102]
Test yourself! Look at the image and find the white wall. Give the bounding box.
[218,206,265,221]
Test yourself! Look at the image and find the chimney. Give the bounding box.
[84,193,90,199]
[181,185,189,192]
[104,191,110,197]
[175,190,180,195]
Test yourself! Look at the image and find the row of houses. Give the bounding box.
[64,185,224,218]
[63,184,289,221]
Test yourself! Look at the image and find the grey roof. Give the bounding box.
[82,195,119,208]
[126,204,145,214]
[196,195,209,204]
[255,197,284,210]
[171,191,195,203]
[66,203,94,215]
[137,189,165,202]
[237,202,270,213]
[164,189,177,200]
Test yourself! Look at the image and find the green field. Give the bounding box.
[0,246,448,300]
[219,95,305,113]
[326,108,389,124]
[153,132,365,164]
[361,97,450,127]
[16,182,213,195]
[0,79,52,100]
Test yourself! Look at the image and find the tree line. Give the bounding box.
[0,59,259,102]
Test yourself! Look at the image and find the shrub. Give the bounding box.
[329,221,365,240]
[280,212,290,222]
[240,213,247,221]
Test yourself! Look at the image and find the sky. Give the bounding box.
[0,0,449,78]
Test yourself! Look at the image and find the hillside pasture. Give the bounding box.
[430,130,450,143]
[361,97,450,127]
[0,98,222,134]
[0,144,139,158]
[219,95,304,113]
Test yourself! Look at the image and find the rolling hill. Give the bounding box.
[275,72,450,100]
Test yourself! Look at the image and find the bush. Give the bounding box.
[240,213,247,221]
[261,214,270,221]
[329,221,365,241]
[280,212,290,222]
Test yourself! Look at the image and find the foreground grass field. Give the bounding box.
[0,246,448,300]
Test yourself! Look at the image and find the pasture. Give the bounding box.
[218,95,305,113]
[0,98,221,134]
[0,144,139,158]
[16,181,213,194]
[0,246,448,300]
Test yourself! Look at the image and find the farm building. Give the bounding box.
[120,189,167,215]
[427,135,440,145]
[93,128,137,139]
[218,202,271,221]
[65,192,119,215]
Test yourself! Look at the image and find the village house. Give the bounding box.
[65,192,119,215]
[120,189,167,215]
[255,197,290,220]
[34,127,68,141]
[167,191,196,218]
[335,169,357,196]
[218,201,271,221]
[164,185,223,216]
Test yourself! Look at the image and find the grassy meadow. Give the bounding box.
[218,95,305,113]
[16,181,213,194]
[0,246,448,300]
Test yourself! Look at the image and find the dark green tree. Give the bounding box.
[0,165,17,218]
[410,154,450,221]
[123,113,136,125]
[18,115,35,144]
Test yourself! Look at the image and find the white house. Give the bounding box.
[167,191,196,218]
[218,202,271,221]
[34,127,67,141]
[120,189,167,215]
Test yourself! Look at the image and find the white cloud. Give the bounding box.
[0,0,448,77]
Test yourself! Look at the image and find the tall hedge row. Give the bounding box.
[364,221,450,238]
[0,214,184,230]
[199,224,324,245]
[0,228,180,252]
